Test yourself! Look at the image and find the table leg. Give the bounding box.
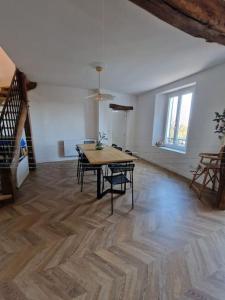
[97,166,102,199]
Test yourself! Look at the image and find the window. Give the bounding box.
[164,87,193,151]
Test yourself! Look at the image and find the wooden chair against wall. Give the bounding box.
[218,146,225,209]
[190,146,225,199]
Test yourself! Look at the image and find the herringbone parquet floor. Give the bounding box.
[0,160,225,300]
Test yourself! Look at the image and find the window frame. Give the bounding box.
[164,86,194,152]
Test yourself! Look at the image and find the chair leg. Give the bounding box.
[77,159,80,178]
[78,161,81,184]
[78,168,80,184]
[199,169,208,199]
[81,169,84,192]
[111,183,113,215]
[130,171,132,188]
[131,173,134,209]
[212,169,217,191]
[124,171,127,191]
[102,172,105,193]
[190,166,200,188]
[106,166,108,176]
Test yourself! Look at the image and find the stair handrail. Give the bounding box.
[0,70,17,122]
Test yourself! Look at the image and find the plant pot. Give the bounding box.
[96,144,104,150]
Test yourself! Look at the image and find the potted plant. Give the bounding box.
[96,132,107,150]
[213,109,225,145]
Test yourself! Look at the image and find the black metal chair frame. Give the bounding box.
[114,146,122,151]
[103,163,135,214]
[105,150,133,185]
[75,145,82,181]
[79,159,102,192]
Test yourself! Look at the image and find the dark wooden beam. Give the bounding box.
[109,104,133,111]
[129,0,225,46]
[26,80,37,91]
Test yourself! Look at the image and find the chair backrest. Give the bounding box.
[110,163,135,174]
[114,146,122,151]
[76,145,80,155]
[84,140,95,144]
[112,144,117,148]
[125,150,132,156]
[219,146,225,168]
[219,145,225,159]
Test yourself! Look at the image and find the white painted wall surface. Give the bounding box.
[29,85,137,163]
[136,63,225,179]
[99,93,137,151]
[17,156,29,188]
[29,84,98,163]
[111,111,127,149]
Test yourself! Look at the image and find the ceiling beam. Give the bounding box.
[26,80,37,91]
[109,104,133,111]
[129,0,225,46]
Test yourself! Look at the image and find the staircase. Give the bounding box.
[0,69,36,203]
[0,87,9,106]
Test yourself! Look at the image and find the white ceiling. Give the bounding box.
[0,47,15,86]
[1,0,225,94]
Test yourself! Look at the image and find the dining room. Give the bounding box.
[1,0,225,299]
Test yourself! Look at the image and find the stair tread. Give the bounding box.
[0,194,12,201]
[1,87,10,91]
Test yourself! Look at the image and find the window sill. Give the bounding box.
[157,146,186,154]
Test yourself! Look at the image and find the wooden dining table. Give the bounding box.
[78,144,137,199]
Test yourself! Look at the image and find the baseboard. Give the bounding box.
[136,155,191,183]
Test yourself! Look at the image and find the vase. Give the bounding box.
[96,143,104,150]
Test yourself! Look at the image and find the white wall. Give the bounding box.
[111,111,127,149]
[29,84,98,163]
[136,63,225,179]
[17,157,29,187]
[29,85,137,163]
[99,92,137,151]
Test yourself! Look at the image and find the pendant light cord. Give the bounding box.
[102,0,105,62]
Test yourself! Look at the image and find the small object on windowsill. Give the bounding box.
[155,141,164,147]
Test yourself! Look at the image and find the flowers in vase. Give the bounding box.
[96,132,108,149]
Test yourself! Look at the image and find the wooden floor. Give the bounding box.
[0,160,225,300]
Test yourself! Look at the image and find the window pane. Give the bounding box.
[166,96,178,144]
[177,93,192,147]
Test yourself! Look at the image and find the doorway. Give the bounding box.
[111,110,127,149]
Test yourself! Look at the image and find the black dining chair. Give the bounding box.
[76,145,95,185]
[106,149,133,178]
[75,145,82,180]
[79,154,102,192]
[103,163,135,214]
[114,146,122,151]
[125,150,132,156]
[124,150,133,185]
[104,144,122,176]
